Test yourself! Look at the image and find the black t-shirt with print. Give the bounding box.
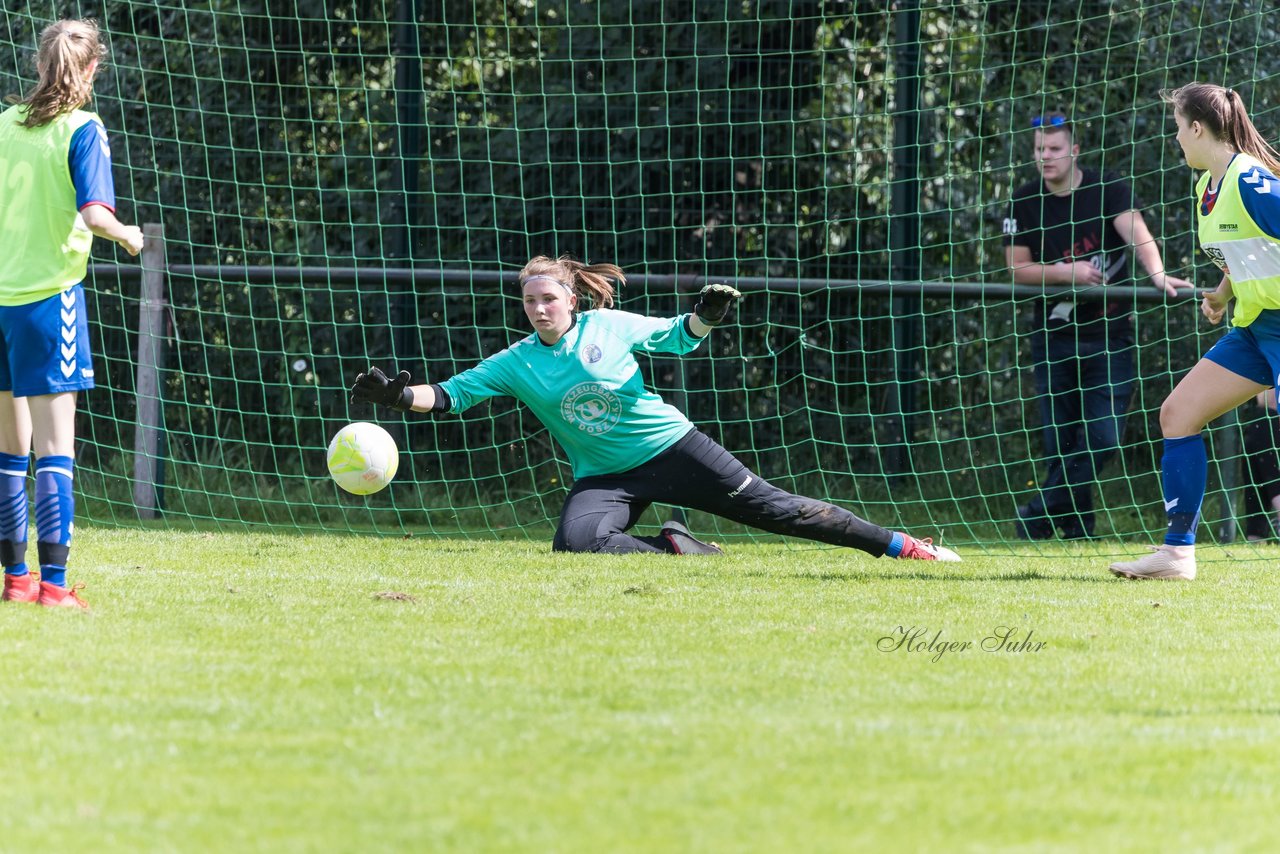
[1004,169,1138,340]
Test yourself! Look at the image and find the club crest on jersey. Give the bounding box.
[562,382,622,435]
[1204,246,1229,271]
[581,343,603,364]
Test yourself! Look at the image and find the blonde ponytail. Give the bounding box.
[19,19,107,129]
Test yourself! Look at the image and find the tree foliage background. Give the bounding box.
[1,0,1277,537]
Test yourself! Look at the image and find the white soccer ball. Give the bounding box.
[327,422,399,495]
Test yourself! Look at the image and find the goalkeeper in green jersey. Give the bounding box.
[351,255,959,561]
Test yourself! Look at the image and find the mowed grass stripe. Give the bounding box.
[0,530,1276,852]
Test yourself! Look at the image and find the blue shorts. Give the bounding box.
[0,284,95,397]
[1203,308,1280,392]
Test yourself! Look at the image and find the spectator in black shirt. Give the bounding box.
[1004,111,1191,539]
[1240,389,1280,541]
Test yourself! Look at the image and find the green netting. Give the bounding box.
[2,1,1278,549]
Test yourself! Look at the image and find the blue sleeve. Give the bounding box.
[599,309,706,355]
[1239,165,1280,240]
[436,348,515,413]
[69,120,116,211]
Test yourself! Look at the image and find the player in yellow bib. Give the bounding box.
[0,20,143,609]
[1111,83,1280,581]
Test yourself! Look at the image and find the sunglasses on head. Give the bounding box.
[1031,115,1068,128]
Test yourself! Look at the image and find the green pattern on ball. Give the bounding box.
[327,434,368,474]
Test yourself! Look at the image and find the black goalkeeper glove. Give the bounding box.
[693,283,742,326]
[349,367,415,411]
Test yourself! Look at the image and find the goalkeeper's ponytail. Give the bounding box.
[520,255,624,310]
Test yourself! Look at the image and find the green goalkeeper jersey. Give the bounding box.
[437,309,706,478]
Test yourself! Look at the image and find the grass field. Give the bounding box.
[2,528,1277,852]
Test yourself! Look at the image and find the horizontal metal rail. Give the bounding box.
[88,263,1196,302]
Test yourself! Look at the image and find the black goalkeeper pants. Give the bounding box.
[552,428,893,556]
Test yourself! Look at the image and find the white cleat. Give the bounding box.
[1108,545,1196,581]
[928,543,962,562]
[900,536,962,562]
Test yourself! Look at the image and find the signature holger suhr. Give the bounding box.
[877,625,1047,663]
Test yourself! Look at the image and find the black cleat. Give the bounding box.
[1014,504,1054,541]
[660,520,724,555]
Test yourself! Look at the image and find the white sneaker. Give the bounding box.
[1108,545,1196,581]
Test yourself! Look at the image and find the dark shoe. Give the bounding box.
[1058,524,1095,541]
[1056,510,1095,540]
[1015,504,1054,540]
[660,521,724,555]
[1244,517,1277,542]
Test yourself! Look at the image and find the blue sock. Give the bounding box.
[35,455,74,588]
[0,452,29,576]
[1162,435,1206,546]
[885,531,906,557]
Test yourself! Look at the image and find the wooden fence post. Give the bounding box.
[133,223,167,519]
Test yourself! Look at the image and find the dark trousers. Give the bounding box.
[552,428,894,555]
[1025,332,1136,537]
[1242,405,1280,540]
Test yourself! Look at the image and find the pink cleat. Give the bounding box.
[2,570,40,604]
[898,535,961,562]
[37,581,91,610]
